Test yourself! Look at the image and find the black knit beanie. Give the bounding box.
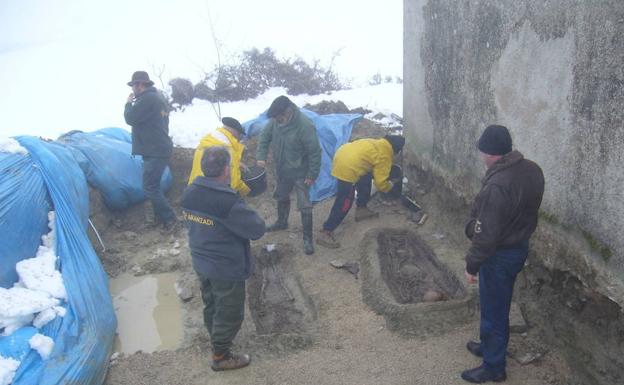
[267,95,292,118]
[477,125,512,155]
[384,135,405,154]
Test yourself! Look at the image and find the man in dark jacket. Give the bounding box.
[256,95,322,255]
[124,71,176,230]
[461,125,545,383]
[181,146,266,371]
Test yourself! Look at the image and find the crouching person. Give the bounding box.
[181,146,266,371]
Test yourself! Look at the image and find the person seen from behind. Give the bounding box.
[181,146,265,371]
[188,117,251,196]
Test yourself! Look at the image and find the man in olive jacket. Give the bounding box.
[124,71,176,230]
[256,95,322,255]
[461,125,544,383]
[181,146,266,371]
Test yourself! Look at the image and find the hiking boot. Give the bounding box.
[354,206,379,222]
[466,341,483,357]
[211,352,251,372]
[460,365,506,383]
[316,230,340,249]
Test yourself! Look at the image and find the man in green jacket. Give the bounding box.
[256,96,322,255]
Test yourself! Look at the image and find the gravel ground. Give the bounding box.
[95,118,575,385]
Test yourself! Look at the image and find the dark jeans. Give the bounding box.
[198,274,246,355]
[323,173,372,232]
[479,240,529,374]
[142,156,175,223]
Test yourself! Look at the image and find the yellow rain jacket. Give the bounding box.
[331,138,393,193]
[188,127,251,196]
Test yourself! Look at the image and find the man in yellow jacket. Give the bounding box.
[188,117,251,196]
[317,135,405,249]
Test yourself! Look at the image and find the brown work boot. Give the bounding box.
[354,206,379,222]
[316,230,340,249]
[211,352,251,371]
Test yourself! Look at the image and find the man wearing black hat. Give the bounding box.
[124,70,177,230]
[255,95,322,255]
[461,125,544,383]
[188,117,251,196]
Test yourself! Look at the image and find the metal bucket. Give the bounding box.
[243,166,267,197]
[380,164,403,200]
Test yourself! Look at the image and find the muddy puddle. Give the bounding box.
[109,272,183,354]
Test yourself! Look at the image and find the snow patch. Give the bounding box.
[28,334,54,360]
[0,138,27,155]
[0,356,20,385]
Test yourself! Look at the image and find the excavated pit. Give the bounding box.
[360,228,476,336]
[378,229,466,303]
[246,243,317,350]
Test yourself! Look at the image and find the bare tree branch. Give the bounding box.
[204,3,222,120]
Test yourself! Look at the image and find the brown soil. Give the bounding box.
[96,117,577,385]
[377,229,465,303]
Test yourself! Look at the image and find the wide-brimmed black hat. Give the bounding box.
[127,71,154,87]
[222,117,245,135]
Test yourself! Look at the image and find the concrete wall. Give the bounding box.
[404,0,624,305]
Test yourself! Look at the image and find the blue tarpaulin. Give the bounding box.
[57,128,173,210]
[0,151,51,287]
[243,108,362,202]
[0,136,116,384]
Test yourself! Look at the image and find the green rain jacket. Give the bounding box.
[256,107,322,180]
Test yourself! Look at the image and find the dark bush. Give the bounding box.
[193,47,345,103]
[169,77,194,106]
[303,100,350,115]
[193,82,214,101]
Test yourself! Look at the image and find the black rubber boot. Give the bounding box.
[267,201,290,232]
[301,212,314,255]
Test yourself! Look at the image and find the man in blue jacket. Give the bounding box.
[181,146,266,371]
[124,71,176,230]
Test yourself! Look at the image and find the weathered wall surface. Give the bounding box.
[404,1,624,382]
[404,0,623,301]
